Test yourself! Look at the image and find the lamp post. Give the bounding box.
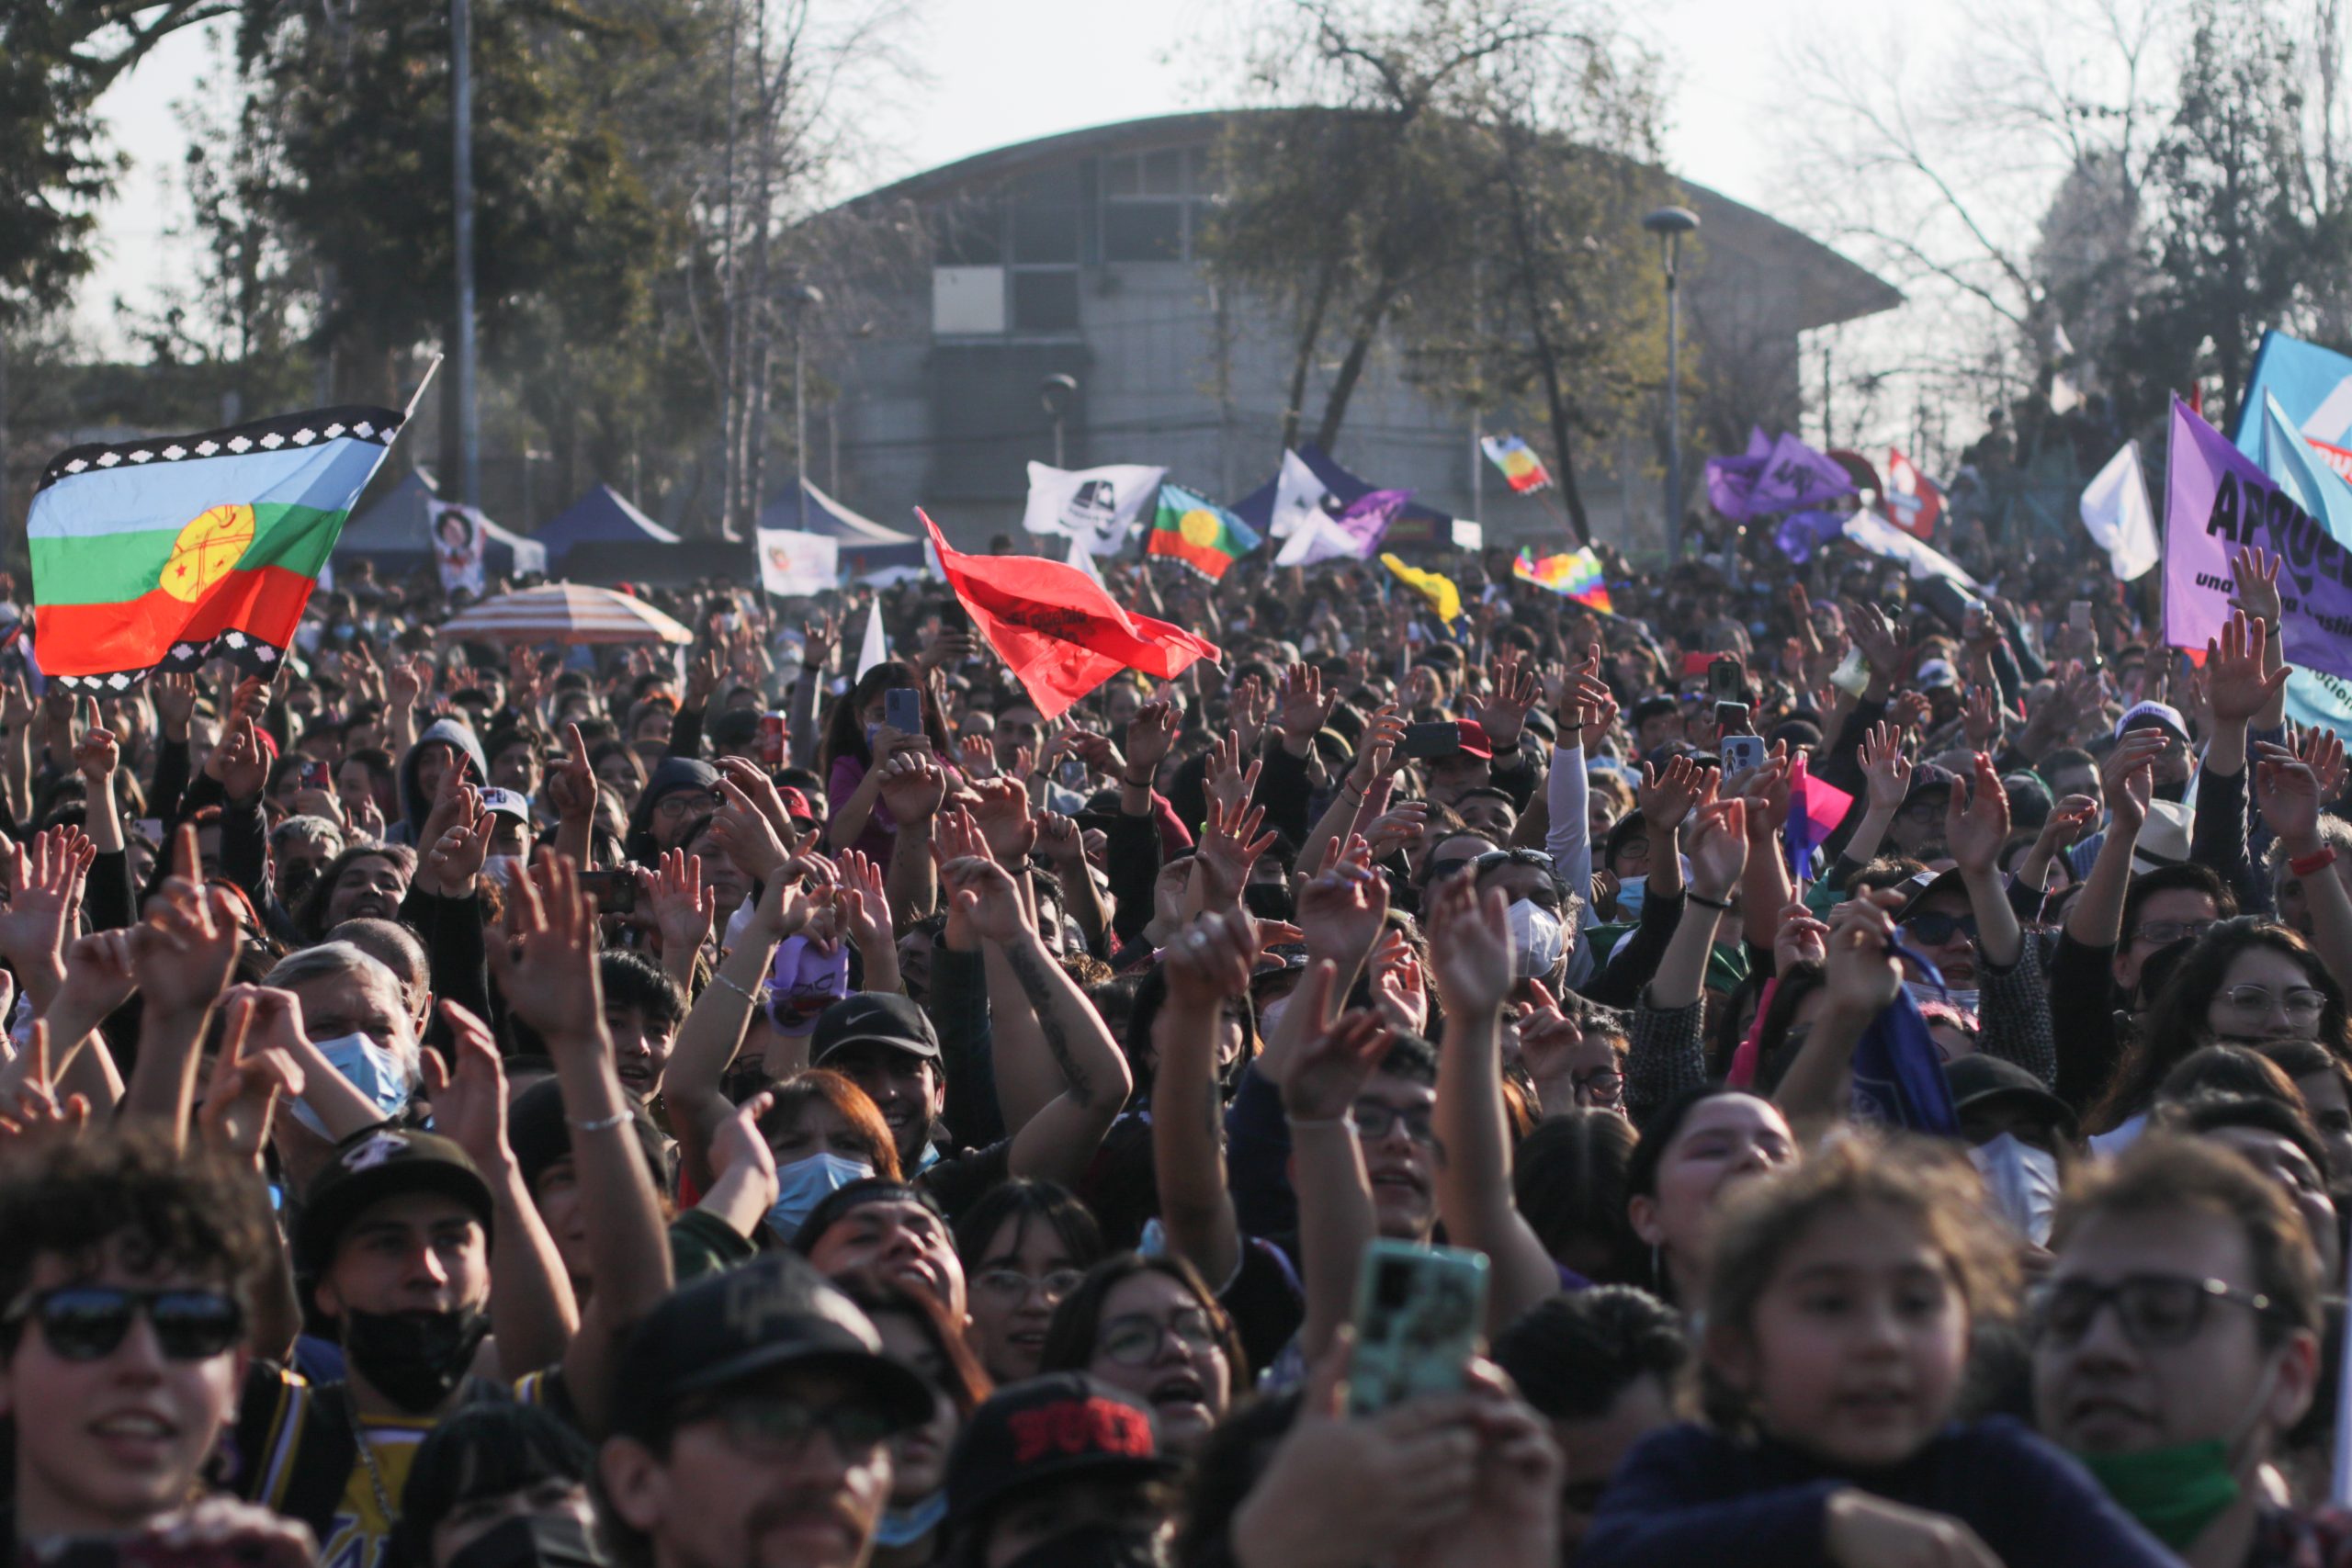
[1040,374,1078,468]
[1643,205,1699,562]
[452,0,479,508]
[788,284,824,527]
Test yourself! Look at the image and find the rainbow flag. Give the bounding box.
[1481,434,1553,494]
[1513,547,1611,613]
[1147,484,1260,581]
[28,405,405,690]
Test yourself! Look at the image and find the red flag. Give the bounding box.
[1881,448,1945,540]
[919,511,1222,719]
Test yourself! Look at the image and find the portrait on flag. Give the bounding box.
[428,500,488,597]
[756,528,841,598]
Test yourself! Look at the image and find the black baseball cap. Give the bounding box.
[811,992,941,1066]
[297,1128,495,1274]
[610,1254,934,1441]
[1944,1054,2078,1139]
[945,1374,1177,1528]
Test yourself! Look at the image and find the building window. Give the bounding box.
[1100,143,1204,263]
[1012,270,1080,333]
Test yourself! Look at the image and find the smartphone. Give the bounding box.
[1347,1239,1489,1416]
[300,759,333,792]
[2069,600,2094,637]
[937,599,968,634]
[1708,656,1745,704]
[578,868,637,916]
[759,713,787,767]
[1057,757,1086,788]
[884,686,922,735]
[1401,720,1464,761]
[1721,733,1766,773]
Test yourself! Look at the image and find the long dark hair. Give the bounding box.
[1038,1252,1250,1400]
[387,1403,592,1568]
[1514,1109,1643,1284]
[953,1179,1104,1279]
[295,843,417,944]
[817,660,950,774]
[2092,919,2352,1133]
[841,1278,994,1418]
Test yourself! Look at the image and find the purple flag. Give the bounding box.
[1747,434,1859,516]
[2164,394,2352,681]
[1746,424,1771,457]
[1705,452,1768,520]
[1773,509,1849,563]
[1335,488,1409,553]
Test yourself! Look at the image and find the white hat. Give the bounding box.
[2130,798,2195,875]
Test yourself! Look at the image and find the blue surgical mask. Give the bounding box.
[875,1492,947,1550]
[1613,874,1646,921]
[289,1031,409,1137]
[765,1151,875,1243]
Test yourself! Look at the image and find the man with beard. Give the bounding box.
[595,1255,933,1568]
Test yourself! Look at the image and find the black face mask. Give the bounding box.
[281,858,320,908]
[447,1513,607,1568]
[342,1306,490,1413]
[1001,1524,1170,1568]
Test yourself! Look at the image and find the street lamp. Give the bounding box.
[1643,205,1700,562]
[1040,374,1079,468]
[788,284,825,528]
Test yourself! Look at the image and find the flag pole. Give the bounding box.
[401,354,446,431]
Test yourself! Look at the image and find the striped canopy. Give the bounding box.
[435,582,693,645]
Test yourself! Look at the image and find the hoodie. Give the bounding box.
[624,756,721,863]
[390,717,490,845]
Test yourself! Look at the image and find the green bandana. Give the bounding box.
[2075,1440,2240,1550]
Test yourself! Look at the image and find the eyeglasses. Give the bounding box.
[2218,984,2329,1021]
[683,1393,901,1456]
[2032,1273,2274,1350]
[1351,1099,1440,1147]
[1901,911,1979,946]
[1897,798,1947,825]
[973,1267,1086,1305]
[1097,1307,1221,1367]
[654,790,722,819]
[2,1285,244,1361]
[1571,1067,1625,1107]
[1472,849,1555,872]
[2132,919,2217,949]
[1426,858,1478,884]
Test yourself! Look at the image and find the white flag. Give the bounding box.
[2080,441,2161,581]
[1068,534,1108,588]
[426,502,488,597]
[755,529,839,598]
[1022,462,1166,552]
[855,597,888,682]
[1839,508,1983,589]
[1269,449,1330,539]
[1274,513,1367,568]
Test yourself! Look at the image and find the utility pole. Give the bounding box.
[452,0,479,507]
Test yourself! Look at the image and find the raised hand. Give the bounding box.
[1860,721,1910,815]
[0,827,94,981]
[1961,686,1999,751]
[941,854,1028,945]
[2296,724,2348,801]
[2256,743,2326,852]
[1822,890,1905,1018]
[967,775,1038,864]
[1770,900,1830,972]
[2207,609,2289,726]
[1472,657,1540,751]
[151,671,198,741]
[955,734,999,780]
[1425,865,1512,1020]
[834,848,893,952]
[420,999,514,1174]
[643,848,716,962]
[1349,705,1408,791]
[1943,752,2010,875]
[490,857,608,1046]
[1276,664,1339,755]
[0,1024,90,1151]
[206,714,269,803]
[1637,753,1709,831]
[73,698,118,783]
[423,804,493,898]
[130,829,241,1020]
[1849,602,1904,679]
[1125,696,1177,780]
[1295,834,1390,974]
[2100,728,2168,837]
[1035,809,1086,868]
[2229,544,2284,626]
[1368,925,1428,1036]
[1272,961,1396,1122]
[548,723,598,822]
[1229,675,1272,756]
[198,998,303,1168]
[801,612,840,671]
[710,775,789,881]
[1196,793,1277,911]
[1204,733,1262,817]
[684,647,723,711]
[1162,908,1259,1010]
[1684,798,1750,897]
[1362,801,1430,863]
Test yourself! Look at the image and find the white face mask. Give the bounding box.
[483,854,525,887]
[1969,1132,2061,1246]
[1506,898,1566,979]
[1903,978,1979,1018]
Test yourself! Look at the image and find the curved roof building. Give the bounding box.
[810,111,1900,552]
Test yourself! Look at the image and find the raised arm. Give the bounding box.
[2064,732,2165,951]
[2256,741,2352,996]
[493,855,673,1438]
[119,830,243,1147]
[942,854,1133,1188]
[1271,961,1396,1363]
[662,872,803,1192]
[876,747,948,926]
[1149,909,1258,1291]
[1426,871,1561,1331]
[545,725,599,870]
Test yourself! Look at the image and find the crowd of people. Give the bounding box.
[8,513,2352,1568]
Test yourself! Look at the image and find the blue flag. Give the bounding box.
[2236,331,2352,462]
[1849,943,1960,1134]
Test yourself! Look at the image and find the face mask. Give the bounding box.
[1968,1133,2060,1246]
[1613,875,1645,921]
[1000,1524,1170,1568]
[2073,1354,2278,1549]
[1256,996,1289,1040]
[765,1151,875,1244]
[484,853,526,887]
[446,1513,605,1568]
[279,858,320,908]
[1506,898,1566,979]
[866,722,885,749]
[874,1491,947,1550]
[341,1305,490,1413]
[288,1032,409,1138]
[1901,978,1978,1018]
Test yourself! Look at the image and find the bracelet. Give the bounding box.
[711,970,761,1003]
[1285,1112,1357,1134]
[1685,890,1734,911]
[2291,846,2339,877]
[1122,772,1153,789]
[571,1109,631,1133]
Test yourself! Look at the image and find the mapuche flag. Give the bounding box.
[28,405,405,689]
[919,510,1220,719]
[1479,434,1553,494]
[1147,484,1260,581]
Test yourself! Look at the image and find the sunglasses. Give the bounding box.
[4,1285,244,1361]
[684,1393,902,1455]
[1901,911,1979,946]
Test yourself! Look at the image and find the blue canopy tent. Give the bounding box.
[757,478,927,578]
[1230,444,1459,551]
[532,483,680,570]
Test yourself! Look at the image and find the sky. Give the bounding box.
[79,0,1904,349]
